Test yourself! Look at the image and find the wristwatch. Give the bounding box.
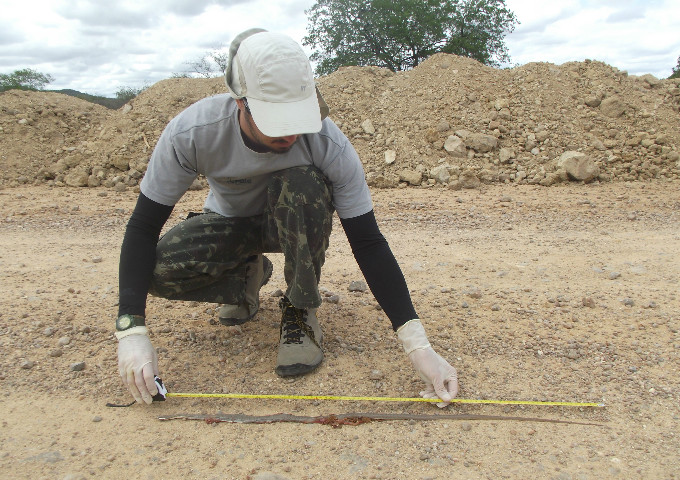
[116,314,146,332]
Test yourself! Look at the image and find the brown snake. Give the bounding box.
[158,412,605,428]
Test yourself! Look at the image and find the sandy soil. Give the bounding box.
[1,181,678,480]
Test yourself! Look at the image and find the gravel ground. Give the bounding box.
[0,181,678,479]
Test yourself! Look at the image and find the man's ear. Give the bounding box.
[235,98,246,112]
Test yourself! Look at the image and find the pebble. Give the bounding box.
[348,280,368,292]
[465,288,482,299]
[92,416,103,422]
[461,422,472,431]
[566,349,580,360]
[323,295,340,304]
[622,298,635,306]
[582,297,596,308]
[609,271,621,280]
[369,369,384,380]
[70,362,86,372]
[43,327,55,336]
[91,257,103,263]
[58,336,71,346]
[49,349,63,357]
[21,360,35,369]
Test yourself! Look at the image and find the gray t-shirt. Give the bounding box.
[140,94,373,219]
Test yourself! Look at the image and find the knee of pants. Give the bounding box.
[268,166,333,209]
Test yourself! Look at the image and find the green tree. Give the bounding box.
[670,56,680,79]
[303,0,519,76]
[115,85,148,103]
[0,68,54,92]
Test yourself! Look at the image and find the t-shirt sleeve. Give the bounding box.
[140,120,199,207]
[307,120,373,219]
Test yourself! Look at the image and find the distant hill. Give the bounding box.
[49,89,128,109]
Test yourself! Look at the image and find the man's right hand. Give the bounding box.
[117,333,159,404]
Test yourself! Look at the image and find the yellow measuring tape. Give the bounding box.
[166,392,604,407]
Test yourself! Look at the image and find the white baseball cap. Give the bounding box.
[225,29,329,137]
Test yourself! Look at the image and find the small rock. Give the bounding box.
[457,170,481,189]
[585,96,602,107]
[49,349,63,357]
[21,360,35,370]
[348,280,368,292]
[622,298,635,307]
[582,297,596,308]
[466,133,498,153]
[58,336,71,346]
[557,151,600,182]
[600,96,626,117]
[70,362,86,372]
[499,147,515,163]
[91,257,103,263]
[436,120,450,132]
[43,327,55,336]
[609,272,621,280]
[92,416,103,422]
[369,370,384,380]
[399,169,422,186]
[361,119,375,135]
[461,422,472,431]
[430,164,451,184]
[444,136,467,157]
[465,288,482,299]
[323,295,340,304]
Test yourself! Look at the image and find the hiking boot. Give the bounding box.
[218,255,273,326]
[275,296,323,376]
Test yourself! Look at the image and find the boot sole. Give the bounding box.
[275,356,323,377]
[219,256,273,326]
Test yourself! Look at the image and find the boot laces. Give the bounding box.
[279,298,319,347]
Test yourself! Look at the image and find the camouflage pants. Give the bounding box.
[150,166,334,309]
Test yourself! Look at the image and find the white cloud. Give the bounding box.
[504,0,680,78]
[0,0,678,97]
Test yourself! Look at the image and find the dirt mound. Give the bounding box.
[1,55,679,189]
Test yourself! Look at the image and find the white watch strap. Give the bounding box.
[115,326,148,340]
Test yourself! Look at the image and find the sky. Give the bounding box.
[0,0,678,97]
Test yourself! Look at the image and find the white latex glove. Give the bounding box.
[409,346,459,408]
[117,330,159,405]
[397,319,459,408]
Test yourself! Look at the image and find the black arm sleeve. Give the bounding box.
[118,193,174,317]
[340,210,417,330]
